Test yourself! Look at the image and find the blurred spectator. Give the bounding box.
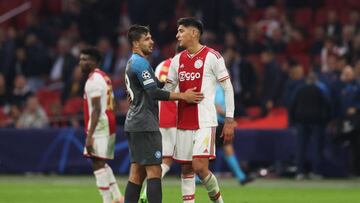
[16,95,49,128]
[289,72,332,180]
[283,63,304,108]
[11,74,33,107]
[260,49,282,116]
[97,37,115,74]
[320,37,346,73]
[242,25,264,55]
[265,27,286,53]
[310,26,325,56]
[323,10,342,40]
[354,60,360,84]
[49,37,77,88]
[61,66,84,104]
[0,27,17,86]
[3,104,22,128]
[348,10,360,35]
[113,36,131,76]
[338,66,360,176]
[23,33,51,91]
[286,28,308,55]
[352,34,360,63]
[257,6,281,38]
[224,48,257,115]
[0,73,10,107]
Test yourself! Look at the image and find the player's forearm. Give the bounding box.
[88,108,101,137]
[169,92,186,101]
[146,87,170,101]
[220,79,235,118]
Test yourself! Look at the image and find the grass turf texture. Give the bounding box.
[0,175,359,203]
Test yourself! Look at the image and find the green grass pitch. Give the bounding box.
[0,175,359,203]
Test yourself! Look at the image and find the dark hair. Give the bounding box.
[177,17,204,35]
[127,24,150,45]
[80,47,102,63]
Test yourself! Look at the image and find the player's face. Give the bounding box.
[176,25,197,48]
[138,32,154,56]
[79,54,96,74]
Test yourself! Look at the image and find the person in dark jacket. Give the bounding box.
[289,72,332,180]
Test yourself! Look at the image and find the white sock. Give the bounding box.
[105,164,123,200]
[202,173,224,203]
[94,168,112,203]
[161,163,170,178]
[181,173,195,203]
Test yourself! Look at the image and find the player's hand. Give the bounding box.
[221,118,236,145]
[183,87,204,103]
[85,136,95,155]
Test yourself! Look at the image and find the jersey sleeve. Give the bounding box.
[210,53,230,82]
[86,74,104,98]
[163,54,179,92]
[132,58,157,89]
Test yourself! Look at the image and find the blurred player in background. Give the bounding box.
[80,47,124,203]
[214,84,253,185]
[124,25,203,203]
[164,17,236,203]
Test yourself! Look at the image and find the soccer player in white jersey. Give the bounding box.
[79,47,124,203]
[164,18,236,203]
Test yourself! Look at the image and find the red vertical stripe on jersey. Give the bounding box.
[177,46,208,130]
[83,93,89,135]
[158,59,177,128]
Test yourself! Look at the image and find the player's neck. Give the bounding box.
[187,43,204,55]
[133,49,146,57]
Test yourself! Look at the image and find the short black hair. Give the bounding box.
[127,24,150,45]
[80,47,102,64]
[177,17,203,35]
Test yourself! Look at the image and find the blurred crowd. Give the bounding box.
[0,0,360,176]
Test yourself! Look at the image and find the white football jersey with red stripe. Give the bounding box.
[155,58,177,128]
[166,46,230,130]
[83,69,116,137]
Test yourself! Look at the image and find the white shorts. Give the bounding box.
[160,127,176,157]
[173,127,216,162]
[83,134,116,160]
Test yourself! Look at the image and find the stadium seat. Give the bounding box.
[63,97,83,115]
[293,8,313,29]
[36,89,62,117]
[246,8,265,23]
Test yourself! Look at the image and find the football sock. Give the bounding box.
[181,173,195,203]
[146,178,162,203]
[202,173,224,203]
[224,154,246,181]
[94,168,112,203]
[141,163,170,199]
[105,164,123,200]
[161,163,170,178]
[124,181,142,203]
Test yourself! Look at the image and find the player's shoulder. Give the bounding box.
[87,71,106,85]
[205,47,222,59]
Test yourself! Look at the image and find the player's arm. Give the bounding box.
[85,97,101,155]
[219,79,236,144]
[145,86,203,103]
[215,55,236,144]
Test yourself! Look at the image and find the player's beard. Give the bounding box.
[142,47,153,56]
[81,64,92,76]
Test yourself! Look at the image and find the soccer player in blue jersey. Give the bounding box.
[123,25,204,203]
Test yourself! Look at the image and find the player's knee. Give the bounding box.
[192,162,207,176]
